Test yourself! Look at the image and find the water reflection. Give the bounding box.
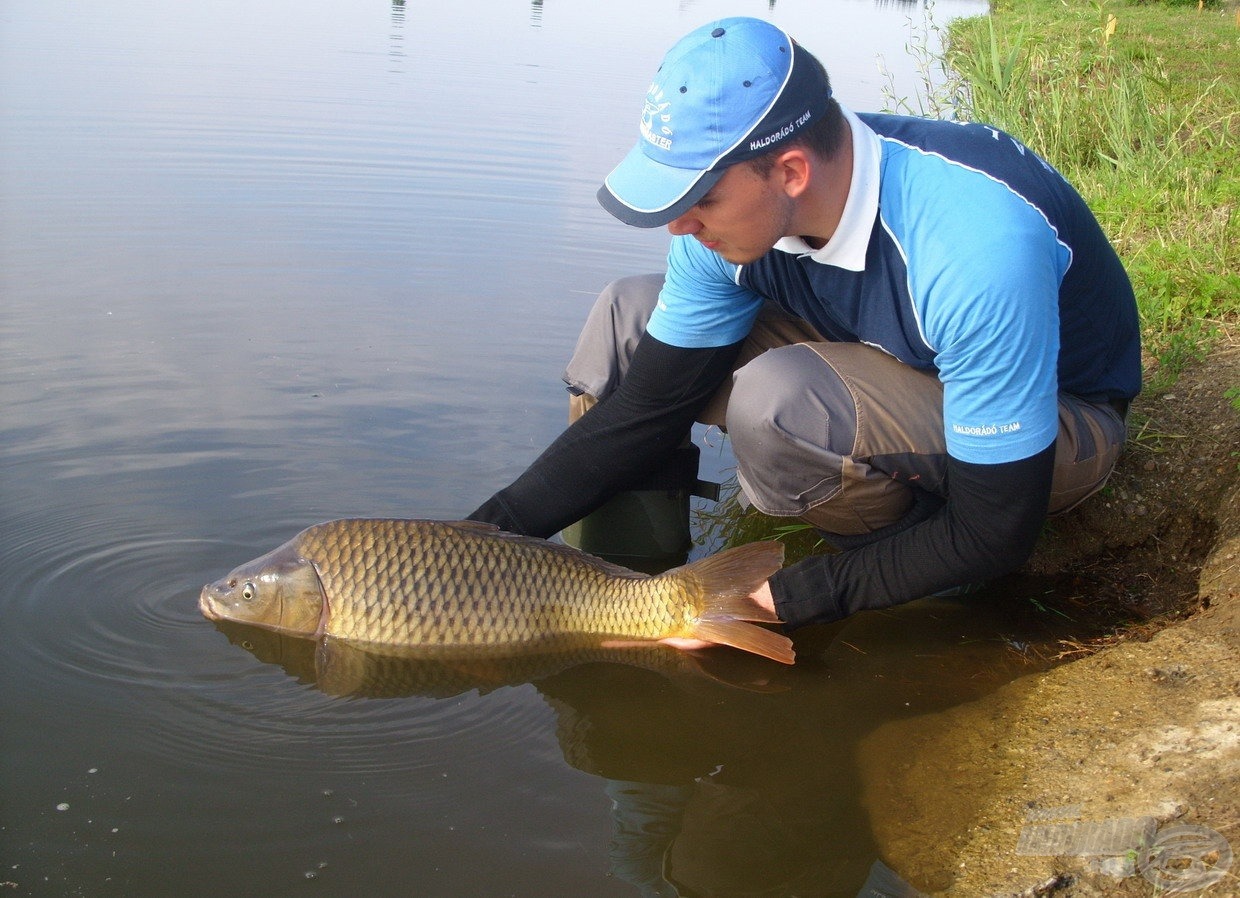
[219,623,882,892]
[390,0,405,65]
[540,654,876,895]
[213,590,1061,896]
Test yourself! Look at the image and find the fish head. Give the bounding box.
[199,542,326,636]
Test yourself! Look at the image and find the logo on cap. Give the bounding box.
[640,86,673,151]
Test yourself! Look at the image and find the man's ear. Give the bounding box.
[773,149,812,199]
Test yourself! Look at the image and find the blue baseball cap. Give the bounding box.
[598,17,832,229]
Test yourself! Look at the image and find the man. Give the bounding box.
[468,17,1140,638]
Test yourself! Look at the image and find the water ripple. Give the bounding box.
[0,508,553,783]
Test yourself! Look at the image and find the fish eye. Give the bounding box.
[241,582,256,601]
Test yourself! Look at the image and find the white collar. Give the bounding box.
[771,105,879,272]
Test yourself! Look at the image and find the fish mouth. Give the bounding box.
[198,585,225,621]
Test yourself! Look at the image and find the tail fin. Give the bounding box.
[673,542,794,665]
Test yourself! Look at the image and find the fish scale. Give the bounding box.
[199,518,795,663]
[319,519,678,644]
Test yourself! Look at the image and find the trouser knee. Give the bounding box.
[726,344,919,535]
[726,346,855,513]
[563,274,663,401]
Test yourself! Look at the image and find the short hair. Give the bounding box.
[746,50,846,178]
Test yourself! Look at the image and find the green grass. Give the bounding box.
[942,0,1240,381]
[693,478,831,562]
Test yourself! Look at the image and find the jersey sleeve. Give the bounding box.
[899,163,1069,464]
[646,235,765,348]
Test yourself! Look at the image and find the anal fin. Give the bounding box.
[692,619,795,665]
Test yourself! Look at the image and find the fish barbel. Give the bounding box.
[199,519,793,663]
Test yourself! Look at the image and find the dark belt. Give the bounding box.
[1109,398,1131,418]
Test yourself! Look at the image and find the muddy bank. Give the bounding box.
[858,332,1240,896]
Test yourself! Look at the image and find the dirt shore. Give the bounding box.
[859,328,1239,896]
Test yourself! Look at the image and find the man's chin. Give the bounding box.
[718,249,766,265]
[706,244,762,265]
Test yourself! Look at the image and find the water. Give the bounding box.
[0,0,1099,894]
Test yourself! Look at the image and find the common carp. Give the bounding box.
[199,519,793,663]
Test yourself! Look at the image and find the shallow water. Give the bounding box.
[0,0,1105,895]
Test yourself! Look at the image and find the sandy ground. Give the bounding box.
[858,329,1240,896]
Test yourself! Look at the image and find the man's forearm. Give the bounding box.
[468,335,743,537]
[769,442,1056,628]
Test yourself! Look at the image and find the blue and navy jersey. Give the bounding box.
[647,108,1141,465]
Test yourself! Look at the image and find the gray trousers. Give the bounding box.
[565,274,1128,536]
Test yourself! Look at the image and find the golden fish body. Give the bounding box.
[199,519,792,663]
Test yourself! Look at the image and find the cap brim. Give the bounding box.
[597,141,726,228]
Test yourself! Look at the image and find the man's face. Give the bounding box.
[666,162,794,265]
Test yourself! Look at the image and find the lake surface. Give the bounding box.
[0,0,1115,895]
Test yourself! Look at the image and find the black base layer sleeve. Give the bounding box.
[467,334,744,538]
[769,440,1057,630]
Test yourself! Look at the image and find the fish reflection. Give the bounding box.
[212,619,786,699]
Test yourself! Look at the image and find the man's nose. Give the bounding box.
[666,213,701,237]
